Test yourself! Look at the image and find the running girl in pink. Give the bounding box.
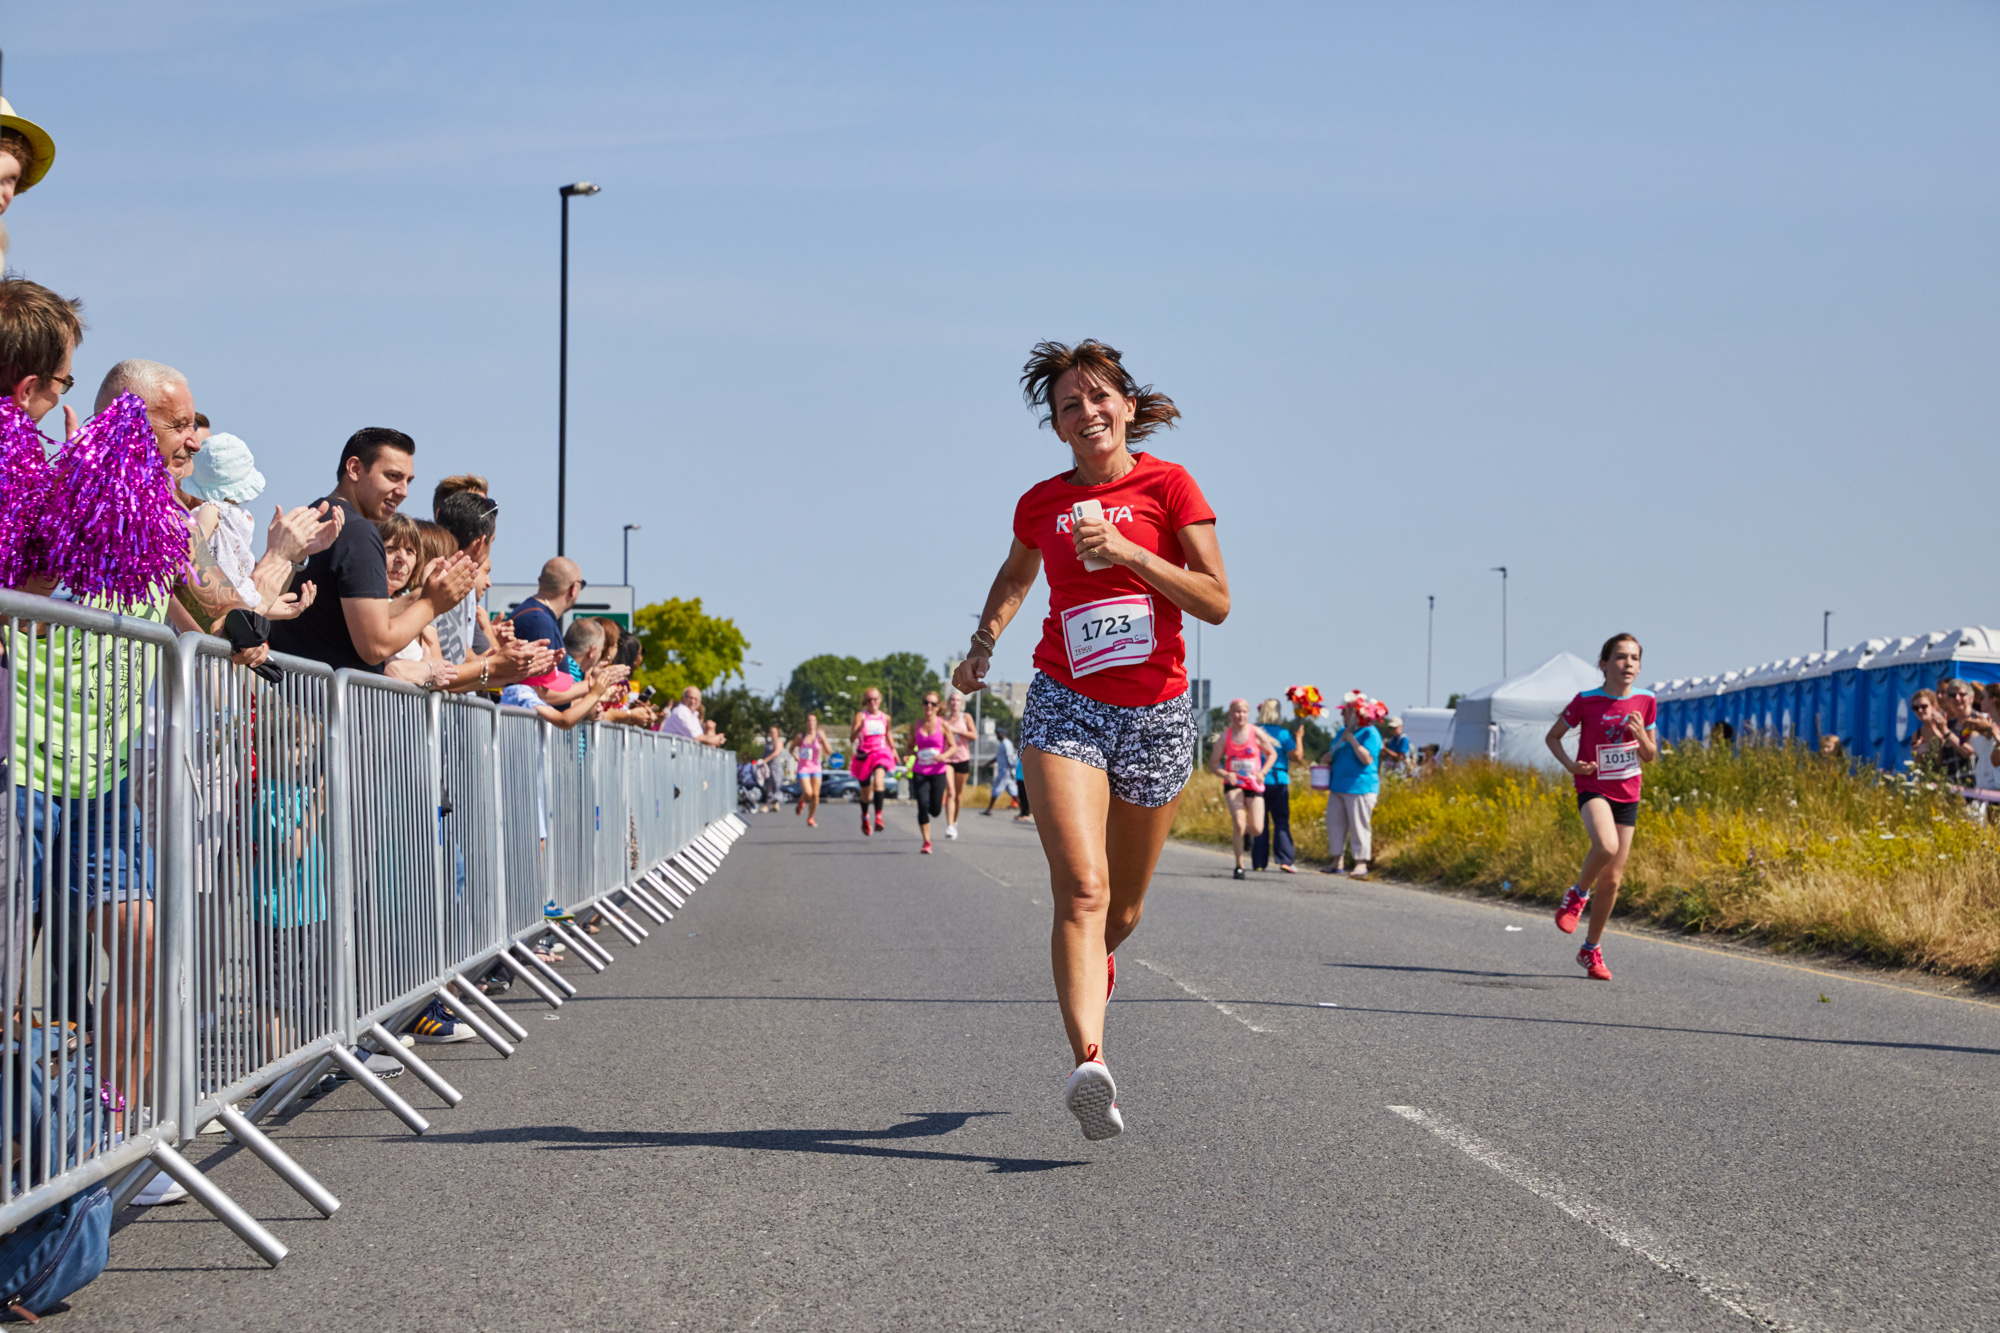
[906,691,951,854]
[794,713,830,827]
[849,688,896,837]
[1544,633,1657,981]
[1208,696,1278,881]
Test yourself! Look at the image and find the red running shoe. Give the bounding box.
[807,816,817,827]
[1106,953,1116,1000]
[1554,886,1589,935]
[861,809,871,836]
[874,814,886,832]
[1577,943,1612,981]
[921,839,933,854]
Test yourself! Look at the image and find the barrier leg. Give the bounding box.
[696,830,730,860]
[431,991,516,1058]
[592,901,645,947]
[654,865,696,901]
[513,940,578,995]
[603,895,652,936]
[366,1022,470,1103]
[217,1107,341,1218]
[327,1045,431,1135]
[641,869,686,909]
[451,973,529,1041]
[250,1053,335,1123]
[684,840,721,873]
[544,920,607,972]
[565,917,618,967]
[621,884,669,923]
[670,853,709,885]
[501,949,567,1006]
[147,1143,289,1267]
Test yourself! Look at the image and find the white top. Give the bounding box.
[204,503,261,605]
[659,703,702,739]
[1972,735,2000,791]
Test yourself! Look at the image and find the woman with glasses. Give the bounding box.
[906,693,951,853]
[954,339,1228,1142]
[849,687,896,836]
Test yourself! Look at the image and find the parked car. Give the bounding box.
[783,770,861,802]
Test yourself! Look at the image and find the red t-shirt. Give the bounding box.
[1011,453,1216,708]
[1560,688,1657,803]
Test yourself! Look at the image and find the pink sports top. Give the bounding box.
[912,721,949,775]
[856,712,893,755]
[942,713,974,764]
[1221,728,1266,793]
[796,737,824,774]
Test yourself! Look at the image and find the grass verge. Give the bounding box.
[1171,745,2000,981]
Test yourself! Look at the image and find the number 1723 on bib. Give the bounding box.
[1061,594,1157,677]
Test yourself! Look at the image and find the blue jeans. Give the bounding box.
[13,779,154,911]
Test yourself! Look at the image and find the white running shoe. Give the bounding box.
[946,823,958,840]
[1063,1045,1123,1141]
[133,1171,189,1206]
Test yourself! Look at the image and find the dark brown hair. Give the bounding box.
[0,277,84,395]
[1020,339,1180,444]
[593,617,621,655]
[411,519,457,590]
[1598,633,1642,664]
[0,130,33,177]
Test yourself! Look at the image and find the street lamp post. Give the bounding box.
[1490,566,1509,677]
[1427,594,1435,707]
[623,524,640,587]
[1824,610,1832,652]
[556,181,602,557]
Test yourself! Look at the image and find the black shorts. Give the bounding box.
[1578,792,1639,827]
[949,760,971,775]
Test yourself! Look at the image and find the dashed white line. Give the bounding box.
[1133,958,1271,1033]
[1387,1105,1801,1330]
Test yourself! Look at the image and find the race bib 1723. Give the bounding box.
[1060,594,1156,678]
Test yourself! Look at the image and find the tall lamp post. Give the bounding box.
[1823,610,1832,652]
[623,524,640,587]
[556,181,602,557]
[1490,566,1509,677]
[1426,594,1435,707]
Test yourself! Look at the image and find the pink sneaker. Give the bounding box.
[1577,944,1612,981]
[1555,886,1589,935]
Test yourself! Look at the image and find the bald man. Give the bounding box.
[506,556,585,673]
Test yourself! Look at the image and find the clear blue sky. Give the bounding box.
[8,2,1995,708]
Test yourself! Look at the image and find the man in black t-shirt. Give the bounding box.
[270,427,475,671]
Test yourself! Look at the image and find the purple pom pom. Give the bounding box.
[46,392,190,605]
[0,398,57,587]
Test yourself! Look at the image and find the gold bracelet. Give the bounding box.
[970,629,997,652]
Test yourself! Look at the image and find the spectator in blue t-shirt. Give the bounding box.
[1321,691,1384,879]
[1251,698,1305,873]
[1379,717,1414,778]
[507,556,582,665]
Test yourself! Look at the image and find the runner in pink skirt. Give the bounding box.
[849,687,896,837]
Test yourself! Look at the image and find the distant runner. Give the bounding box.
[954,338,1228,1142]
[1209,697,1278,880]
[849,687,895,837]
[940,692,977,839]
[794,713,832,827]
[1546,633,1658,982]
[907,691,951,854]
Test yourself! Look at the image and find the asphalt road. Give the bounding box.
[82,802,2000,1331]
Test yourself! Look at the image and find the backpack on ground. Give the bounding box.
[0,1183,112,1321]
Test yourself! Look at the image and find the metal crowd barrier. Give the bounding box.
[0,590,742,1267]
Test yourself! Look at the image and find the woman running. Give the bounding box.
[953,338,1228,1142]
[907,691,951,853]
[1209,697,1279,880]
[940,692,977,839]
[794,713,832,826]
[1546,633,1657,982]
[849,687,896,836]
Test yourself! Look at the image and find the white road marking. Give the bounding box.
[1387,1106,1801,1330]
[1133,958,1271,1033]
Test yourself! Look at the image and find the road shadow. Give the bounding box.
[423,1110,1085,1174]
[1336,1005,2000,1057]
[1328,962,1569,981]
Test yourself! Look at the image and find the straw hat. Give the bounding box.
[0,98,55,190]
[184,433,267,505]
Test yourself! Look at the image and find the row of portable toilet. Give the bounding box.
[1652,628,2000,773]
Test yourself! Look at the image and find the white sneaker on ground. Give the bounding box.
[946,823,958,840]
[133,1171,189,1206]
[1063,1045,1123,1141]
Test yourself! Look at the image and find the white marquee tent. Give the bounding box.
[1446,653,1601,772]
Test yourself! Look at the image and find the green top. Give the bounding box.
[9,597,170,799]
